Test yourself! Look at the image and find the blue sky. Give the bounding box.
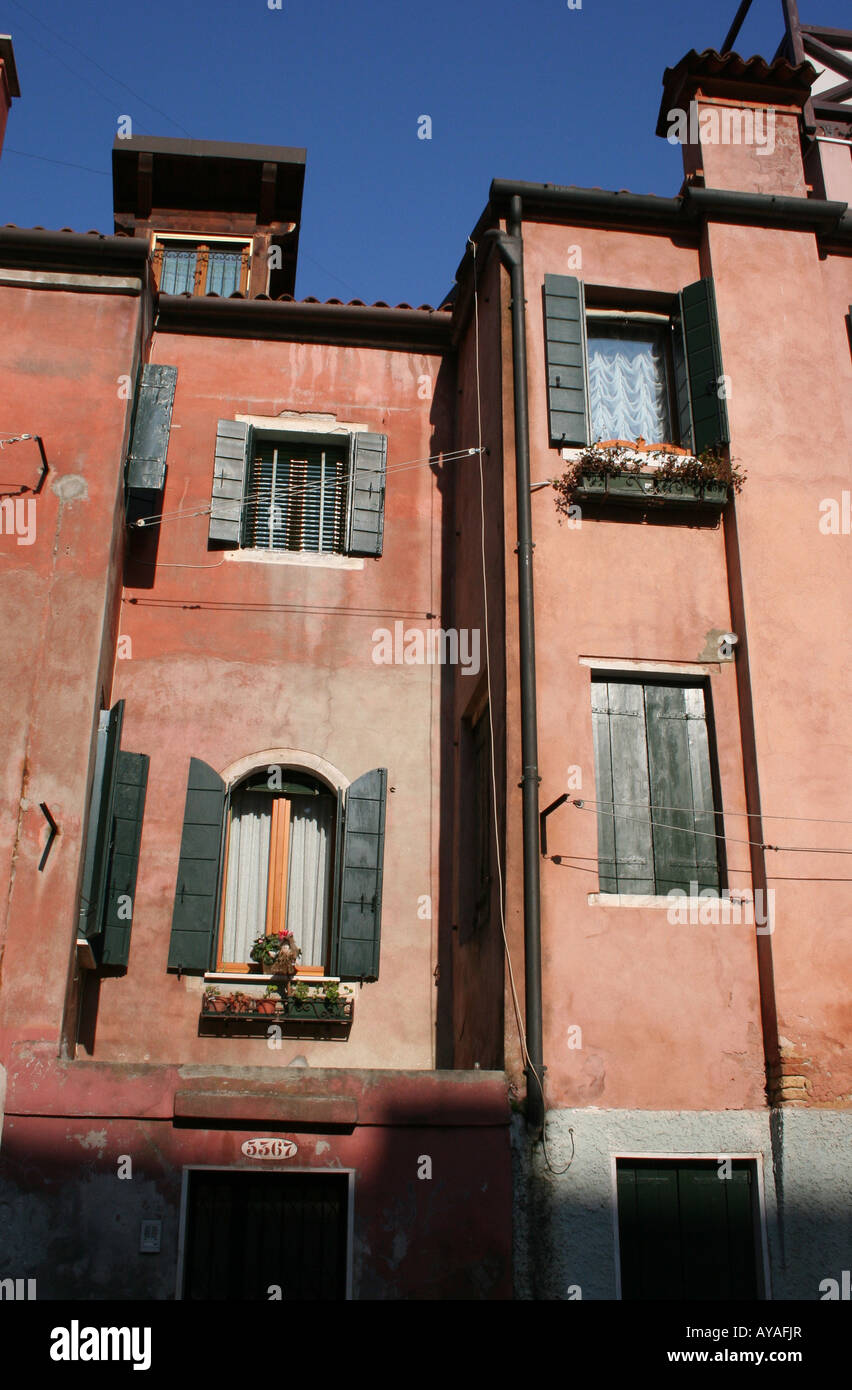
[1,0,848,306]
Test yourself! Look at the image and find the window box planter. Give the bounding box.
[576,472,729,506]
[199,993,354,1040]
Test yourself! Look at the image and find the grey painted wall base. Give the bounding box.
[512,1109,852,1301]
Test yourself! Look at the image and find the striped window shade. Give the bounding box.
[242,439,349,554]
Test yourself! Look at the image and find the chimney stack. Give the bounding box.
[656,49,815,198]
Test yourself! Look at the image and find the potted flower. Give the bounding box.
[257,987,278,1016]
[323,982,344,1018]
[202,986,226,1014]
[291,980,310,1012]
[249,931,301,990]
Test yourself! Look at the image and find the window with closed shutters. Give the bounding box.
[591,678,721,895]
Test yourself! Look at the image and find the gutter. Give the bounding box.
[482,196,545,1136]
[156,293,454,352]
[0,226,150,275]
[486,178,850,238]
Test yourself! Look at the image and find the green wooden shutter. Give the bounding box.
[209,420,251,545]
[618,1160,759,1300]
[168,758,226,971]
[644,684,719,895]
[346,433,386,557]
[101,751,149,966]
[543,274,589,447]
[78,701,124,942]
[332,768,387,980]
[671,318,694,453]
[678,278,730,454]
[591,681,654,894]
[126,364,177,491]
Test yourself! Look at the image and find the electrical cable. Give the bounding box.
[572,795,852,827]
[132,447,485,529]
[571,799,852,855]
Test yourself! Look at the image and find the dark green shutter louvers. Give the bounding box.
[126,364,177,491]
[209,420,251,545]
[543,274,590,447]
[168,758,227,971]
[678,278,730,454]
[79,701,125,942]
[333,767,387,980]
[101,751,149,966]
[346,433,387,556]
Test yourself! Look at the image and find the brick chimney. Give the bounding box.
[655,49,816,197]
[0,37,20,162]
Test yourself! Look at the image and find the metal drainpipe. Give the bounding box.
[482,194,544,1134]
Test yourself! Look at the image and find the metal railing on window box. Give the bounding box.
[577,472,729,506]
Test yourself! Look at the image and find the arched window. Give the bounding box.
[217,771,336,973]
[169,758,388,982]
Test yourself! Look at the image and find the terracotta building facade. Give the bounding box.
[0,5,850,1301]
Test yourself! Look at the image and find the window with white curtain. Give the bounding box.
[587,321,674,445]
[218,774,336,971]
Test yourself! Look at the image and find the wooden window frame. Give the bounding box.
[152,235,252,297]
[215,780,336,974]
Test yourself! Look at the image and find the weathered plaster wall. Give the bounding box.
[0,1060,511,1300]
[512,1109,852,1301]
[0,282,140,1054]
[505,221,765,1111]
[94,331,452,1071]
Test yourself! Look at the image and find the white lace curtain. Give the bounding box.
[286,796,334,967]
[222,789,271,964]
[222,787,334,968]
[588,327,672,444]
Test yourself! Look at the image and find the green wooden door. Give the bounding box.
[617,1159,760,1300]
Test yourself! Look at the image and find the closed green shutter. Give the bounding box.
[678,278,730,454]
[332,768,387,980]
[645,684,719,895]
[101,751,149,966]
[79,701,124,942]
[592,681,654,894]
[617,1160,759,1299]
[168,758,227,971]
[671,318,694,453]
[543,274,589,447]
[592,680,719,894]
[126,364,177,491]
[209,420,251,545]
[346,433,387,557]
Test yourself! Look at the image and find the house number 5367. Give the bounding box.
[241,1139,298,1159]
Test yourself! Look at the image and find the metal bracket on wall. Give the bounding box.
[539,793,570,857]
[38,801,59,871]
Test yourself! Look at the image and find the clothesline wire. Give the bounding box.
[572,800,852,855]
